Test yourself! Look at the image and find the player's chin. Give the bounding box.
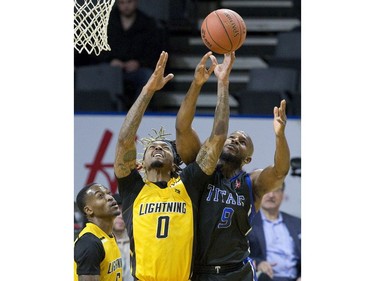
[149,159,165,169]
[221,149,238,159]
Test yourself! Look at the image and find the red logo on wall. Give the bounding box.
[84,130,117,194]
[84,129,138,194]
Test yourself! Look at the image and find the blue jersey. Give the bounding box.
[194,169,257,275]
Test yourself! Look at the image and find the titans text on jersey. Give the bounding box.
[205,184,245,206]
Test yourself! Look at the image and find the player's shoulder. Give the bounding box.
[75,232,103,248]
[75,232,105,255]
[249,169,263,177]
[248,169,263,184]
[74,233,106,265]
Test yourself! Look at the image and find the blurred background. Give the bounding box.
[74,0,301,116]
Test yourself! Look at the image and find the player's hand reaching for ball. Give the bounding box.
[194,51,218,86]
[144,51,174,93]
[274,99,287,136]
[214,52,235,83]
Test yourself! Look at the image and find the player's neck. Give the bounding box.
[146,169,171,183]
[91,218,115,236]
[219,162,242,179]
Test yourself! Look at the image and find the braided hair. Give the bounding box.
[139,127,184,178]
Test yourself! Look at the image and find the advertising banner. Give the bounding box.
[75,114,301,217]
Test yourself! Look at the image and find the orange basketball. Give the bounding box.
[201,9,247,54]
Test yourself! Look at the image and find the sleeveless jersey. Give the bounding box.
[74,223,123,281]
[117,162,208,281]
[195,170,257,266]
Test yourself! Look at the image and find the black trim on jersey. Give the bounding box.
[117,162,211,211]
[180,161,212,204]
[74,233,105,275]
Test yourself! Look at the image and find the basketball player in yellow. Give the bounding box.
[74,183,123,281]
[114,50,235,281]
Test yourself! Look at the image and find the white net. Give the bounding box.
[74,0,116,56]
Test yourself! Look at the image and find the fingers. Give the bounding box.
[164,73,174,83]
[264,263,274,278]
[155,51,168,71]
[161,51,168,69]
[202,52,217,74]
[258,261,274,278]
[223,51,236,65]
[207,55,218,74]
[279,99,287,120]
[219,52,235,75]
[274,99,287,125]
[210,55,218,66]
[231,51,236,63]
[200,51,213,65]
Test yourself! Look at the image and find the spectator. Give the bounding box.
[247,182,301,281]
[112,193,132,281]
[100,0,166,109]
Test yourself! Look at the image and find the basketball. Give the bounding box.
[201,9,247,54]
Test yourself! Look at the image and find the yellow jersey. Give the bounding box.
[74,222,122,281]
[118,162,210,281]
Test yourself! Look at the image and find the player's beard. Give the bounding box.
[150,160,164,169]
[219,151,242,168]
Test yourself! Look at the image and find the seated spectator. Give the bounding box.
[99,0,166,109]
[247,182,301,281]
[113,193,132,281]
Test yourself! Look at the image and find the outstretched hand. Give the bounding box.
[194,51,218,86]
[214,52,236,82]
[273,99,287,135]
[145,51,174,93]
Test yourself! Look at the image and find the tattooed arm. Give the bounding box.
[196,52,235,175]
[175,51,217,164]
[114,51,174,178]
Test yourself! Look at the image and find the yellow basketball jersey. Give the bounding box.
[74,223,122,281]
[132,177,194,281]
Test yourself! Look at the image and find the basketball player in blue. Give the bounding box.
[113,50,235,280]
[175,62,290,280]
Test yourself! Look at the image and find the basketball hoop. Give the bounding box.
[74,0,116,56]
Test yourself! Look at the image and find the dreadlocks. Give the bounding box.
[139,127,183,177]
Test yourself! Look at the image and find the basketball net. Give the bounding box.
[74,0,116,56]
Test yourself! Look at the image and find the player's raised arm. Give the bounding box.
[114,51,174,178]
[175,51,217,164]
[251,99,290,210]
[196,52,235,175]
